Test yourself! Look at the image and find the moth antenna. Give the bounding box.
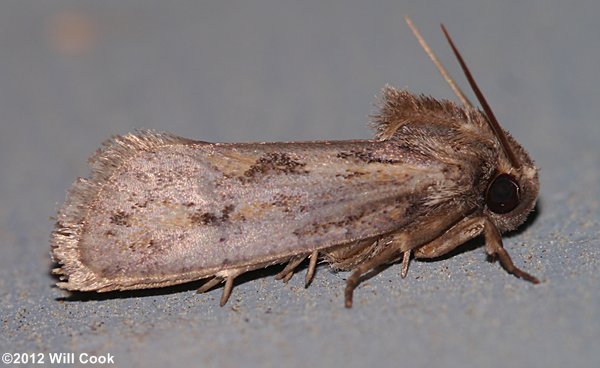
[405,16,472,108]
[440,24,521,169]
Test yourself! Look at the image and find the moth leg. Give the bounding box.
[281,271,294,284]
[483,218,539,284]
[343,210,471,307]
[414,216,485,259]
[305,250,318,287]
[400,250,411,279]
[220,276,235,306]
[275,255,308,283]
[196,277,223,294]
[345,245,401,308]
[219,269,244,306]
[196,270,244,306]
[414,216,539,284]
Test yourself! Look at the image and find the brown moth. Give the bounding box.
[51,20,540,308]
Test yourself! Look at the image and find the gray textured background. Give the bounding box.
[1,1,599,367]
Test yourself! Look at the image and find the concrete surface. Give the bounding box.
[1,1,599,367]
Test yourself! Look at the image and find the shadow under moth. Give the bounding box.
[51,19,540,308]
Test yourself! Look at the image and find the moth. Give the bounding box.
[51,20,540,308]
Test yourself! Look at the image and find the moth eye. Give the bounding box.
[486,174,520,214]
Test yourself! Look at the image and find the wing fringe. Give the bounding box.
[50,130,196,291]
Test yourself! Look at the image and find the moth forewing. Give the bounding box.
[51,117,479,292]
[51,22,540,308]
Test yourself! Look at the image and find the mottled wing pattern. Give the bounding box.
[51,90,496,292]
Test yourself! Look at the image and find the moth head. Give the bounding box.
[440,25,539,232]
[483,131,539,232]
